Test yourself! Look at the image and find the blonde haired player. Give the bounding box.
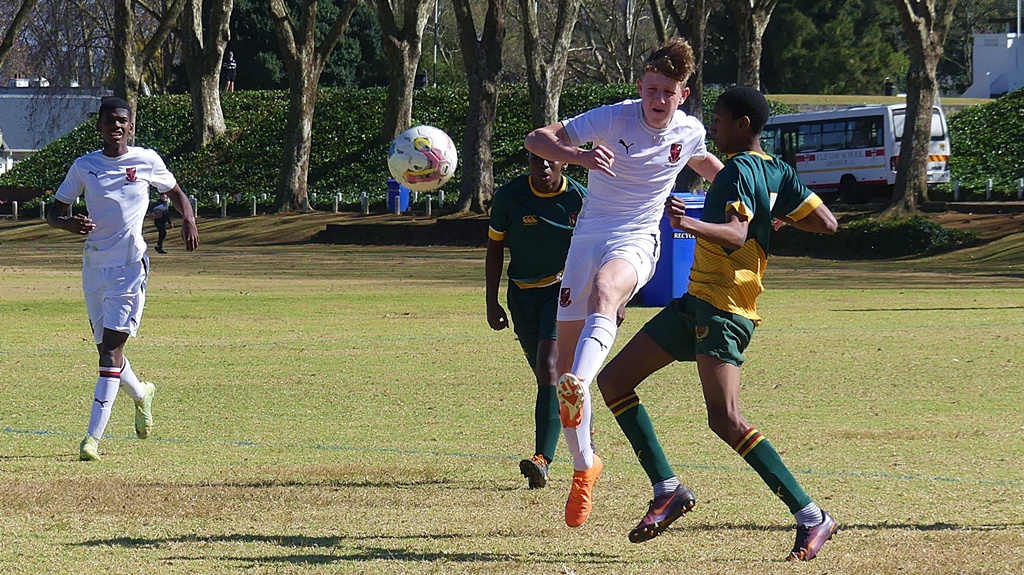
[524,38,723,527]
[47,97,199,461]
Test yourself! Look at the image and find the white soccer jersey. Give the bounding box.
[563,99,707,234]
[55,147,177,268]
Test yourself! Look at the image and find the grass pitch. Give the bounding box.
[0,217,1022,574]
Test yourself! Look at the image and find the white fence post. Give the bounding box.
[360,192,368,215]
[985,179,993,200]
[953,180,960,202]
[251,196,257,217]
[11,201,17,221]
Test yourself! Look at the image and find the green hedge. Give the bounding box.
[0,85,795,210]
[772,215,977,258]
[941,87,1024,199]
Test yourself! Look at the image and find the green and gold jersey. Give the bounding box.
[688,151,822,324]
[488,174,586,288]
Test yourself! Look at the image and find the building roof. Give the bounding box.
[0,89,107,153]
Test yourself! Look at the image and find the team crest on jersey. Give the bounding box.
[569,213,578,227]
[669,143,683,163]
[125,167,138,182]
[522,215,538,225]
[559,287,572,307]
[695,325,709,341]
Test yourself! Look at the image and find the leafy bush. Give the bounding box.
[943,88,1024,199]
[0,84,794,210]
[772,215,978,258]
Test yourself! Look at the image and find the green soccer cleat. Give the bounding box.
[79,435,100,461]
[135,382,156,439]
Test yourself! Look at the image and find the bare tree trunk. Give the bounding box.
[113,0,187,113]
[451,0,508,214]
[0,0,38,70]
[269,0,360,213]
[727,0,778,88]
[376,0,433,145]
[277,72,318,212]
[648,0,667,43]
[886,0,956,217]
[666,0,715,191]
[178,0,233,150]
[519,0,582,128]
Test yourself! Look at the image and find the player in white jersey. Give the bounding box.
[46,97,199,461]
[524,38,723,527]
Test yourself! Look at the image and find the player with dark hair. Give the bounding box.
[47,96,199,461]
[524,38,723,528]
[486,151,586,489]
[595,86,840,561]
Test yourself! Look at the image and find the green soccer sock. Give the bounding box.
[608,392,676,484]
[535,385,559,463]
[733,428,812,514]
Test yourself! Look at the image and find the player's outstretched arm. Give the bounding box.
[484,238,509,331]
[525,123,616,177]
[46,200,94,235]
[165,185,199,251]
[778,204,838,235]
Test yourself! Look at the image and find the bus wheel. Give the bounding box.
[839,175,866,204]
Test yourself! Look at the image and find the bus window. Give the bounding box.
[894,110,945,141]
[760,127,779,155]
[798,123,821,152]
[821,121,845,150]
[847,117,883,149]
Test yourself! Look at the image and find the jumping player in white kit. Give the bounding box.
[524,38,723,527]
[47,96,199,461]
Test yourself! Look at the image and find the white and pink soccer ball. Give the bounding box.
[387,125,458,192]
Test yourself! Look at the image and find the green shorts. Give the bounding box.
[507,282,560,369]
[641,293,755,367]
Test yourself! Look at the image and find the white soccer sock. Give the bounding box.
[795,502,824,527]
[653,476,681,498]
[87,366,121,440]
[571,313,618,384]
[563,387,594,471]
[118,356,146,402]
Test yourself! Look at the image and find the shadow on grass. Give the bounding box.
[671,520,1024,533]
[138,478,524,492]
[80,534,624,566]
[834,305,1024,312]
[80,521,1024,551]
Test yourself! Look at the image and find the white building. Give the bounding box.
[963,32,1024,98]
[0,80,108,175]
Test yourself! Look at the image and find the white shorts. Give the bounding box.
[557,230,660,322]
[82,256,148,344]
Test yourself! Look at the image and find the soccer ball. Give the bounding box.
[387,125,458,192]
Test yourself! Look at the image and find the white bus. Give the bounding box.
[760,104,951,203]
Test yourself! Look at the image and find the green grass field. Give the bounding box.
[1,216,1022,574]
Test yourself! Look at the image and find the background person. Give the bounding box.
[149,192,173,253]
[486,151,586,489]
[222,51,237,92]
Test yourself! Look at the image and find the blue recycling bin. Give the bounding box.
[386,178,410,212]
[639,191,706,307]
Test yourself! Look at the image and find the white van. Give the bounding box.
[761,104,951,203]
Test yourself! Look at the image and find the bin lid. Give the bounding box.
[672,190,706,207]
